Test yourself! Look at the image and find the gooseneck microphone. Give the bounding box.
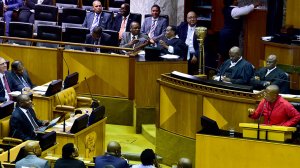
[62,56,70,76]
[84,77,99,110]
[7,129,17,163]
[257,101,266,140]
[55,95,66,132]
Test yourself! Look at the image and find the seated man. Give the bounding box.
[141,4,167,43]
[16,141,50,168]
[10,94,49,140]
[83,0,112,31]
[119,21,149,49]
[54,143,85,168]
[158,25,187,60]
[248,85,300,127]
[250,54,289,93]
[85,26,111,53]
[213,46,254,85]
[3,0,22,35]
[8,60,35,92]
[132,149,160,168]
[18,0,53,23]
[95,141,129,168]
[0,57,13,102]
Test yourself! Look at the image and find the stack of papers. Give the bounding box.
[160,54,180,59]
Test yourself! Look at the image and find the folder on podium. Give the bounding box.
[239,123,297,142]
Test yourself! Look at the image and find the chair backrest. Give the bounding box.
[144,14,169,26]
[56,0,78,9]
[82,0,94,11]
[0,1,3,18]
[36,25,62,48]
[63,27,90,43]
[131,13,142,25]
[62,8,86,24]
[103,29,118,46]
[55,87,77,107]
[8,22,33,45]
[0,20,4,36]
[35,4,59,22]
[0,116,10,139]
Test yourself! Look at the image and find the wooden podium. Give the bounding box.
[239,123,297,142]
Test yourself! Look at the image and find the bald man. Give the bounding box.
[0,57,13,102]
[248,85,300,126]
[95,141,129,168]
[213,46,254,84]
[177,11,200,75]
[16,141,50,168]
[177,158,192,168]
[250,54,289,93]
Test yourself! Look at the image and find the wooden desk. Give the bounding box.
[195,134,300,168]
[47,117,106,158]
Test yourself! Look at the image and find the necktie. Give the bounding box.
[18,75,29,88]
[149,20,157,38]
[91,14,99,32]
[26,110,39,130]
[3,75,11,100]
[132,35,137,48]
[119,16,127,39]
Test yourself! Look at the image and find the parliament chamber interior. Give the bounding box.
[0,0,300,167]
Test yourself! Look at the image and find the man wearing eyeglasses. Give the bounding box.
[0,57,13,102]
[250,54,289,93]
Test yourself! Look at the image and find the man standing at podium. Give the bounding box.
[248,85,300,126]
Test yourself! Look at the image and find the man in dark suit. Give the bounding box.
[251,54,289,93]
[158,25,188,60]
[141,4,167,43]
[95,141,129,168]
[119,21,148,49]
[213,46,254,85]
[0,57,13,102]
[112,3,140,40]
[3,0,23,35]
[18,0,53,23]
[85,26,111,53]
[10,94,49,140]
[83,0,112,31]
[177,11,200,75]
[8,60,35,92]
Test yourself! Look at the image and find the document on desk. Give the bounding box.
[32,85,48,92]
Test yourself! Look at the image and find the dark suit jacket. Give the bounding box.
[7,70,35,91]
[19,0,53,10]
[0,72,13,102]
[10,107,43,141]
[54,158,85,168]
[85,33,111,53]
[83,12,113,30]
[158,37,188,60]
[250,67,289,93]
[119,32,148,48]
[95,154,129,168]
[141,16,167,41]
[112,13,140,32]
[177,22,199,60]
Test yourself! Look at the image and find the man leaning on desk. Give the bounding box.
[248,85,300,127]
[10,94,49,141]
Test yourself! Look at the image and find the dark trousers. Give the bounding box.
[188,54,199,75]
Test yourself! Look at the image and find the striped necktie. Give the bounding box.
[149,20,157,38]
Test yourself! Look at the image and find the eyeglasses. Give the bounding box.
[0,62,7,66]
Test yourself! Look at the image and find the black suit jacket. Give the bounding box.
[10,107,43,141]
[112,13,140,32]
[158,37,188,60]
[85,33,111,53]
[7,70,34,91]
[0,72,13,102]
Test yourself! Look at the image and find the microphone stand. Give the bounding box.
[56,95,66,132]
[257,102,266,140]
[84,77,99,110]
[7,129,17,163]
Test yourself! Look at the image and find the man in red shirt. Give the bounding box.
[248,85,300,126]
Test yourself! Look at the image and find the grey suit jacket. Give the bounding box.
[141,16,167,41]
[119,32,148,48]
[16,155,50,168]
[82,12,112,30]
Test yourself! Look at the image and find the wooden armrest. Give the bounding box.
[55,105,75,112]
[77,97,93,107]
[2,137,23,145]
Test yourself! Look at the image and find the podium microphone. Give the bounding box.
[257,101,266,140]
[84,77,99,110]
[63,56,70,76]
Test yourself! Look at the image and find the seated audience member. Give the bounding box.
[250,54,289,93]
[16,141,50,168]
[248,85,300,127]
[132,149,160,168]
[177,11,199,75]
[213,46,254,85]
[158,25,187,60]
[10,94,49,140]
[83,0,112,31]
[141,4,167,43]
[18,0,53,23]
[85,26,111,53]
[95,141,129,168]
[8,60,35,92]
[176,158,192,168]
[0,57,13,102]
[119,21,149,50]
[3,0,23,36]
[54,143,85,168]
[113,3,141,40]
